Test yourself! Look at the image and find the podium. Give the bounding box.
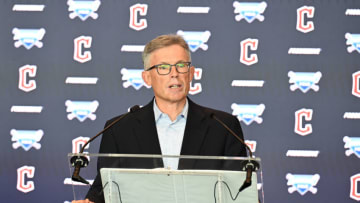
[68,154,263,203]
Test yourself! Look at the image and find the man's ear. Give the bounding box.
[142,71,152,86]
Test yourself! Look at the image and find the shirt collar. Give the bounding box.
[153,98,189,122]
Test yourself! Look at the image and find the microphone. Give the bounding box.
[71,105,141,184]
[210,113,259,192]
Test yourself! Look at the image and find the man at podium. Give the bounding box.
[72,34,247,203]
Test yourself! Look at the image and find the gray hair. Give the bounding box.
[142,34,191,69]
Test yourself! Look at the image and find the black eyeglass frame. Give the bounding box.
[146,62,192,75]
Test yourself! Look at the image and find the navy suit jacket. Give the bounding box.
[86,98,246,202]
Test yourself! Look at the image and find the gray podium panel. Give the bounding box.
[101,168,258,203]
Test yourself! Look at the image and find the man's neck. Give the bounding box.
[155,98,187,121]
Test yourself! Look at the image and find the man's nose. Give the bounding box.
[169,65,179,77]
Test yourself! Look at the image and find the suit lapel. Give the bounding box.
[132,100,164,168]
[133,100,162,155]
[179,99,209,169]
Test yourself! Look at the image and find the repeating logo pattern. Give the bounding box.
[233,1,267,23]
[65,100,99,122]
[67,0,101,21]
[345,33,360,53]
[18,65,37,92]
[288,71,322,93]
[286,173,320,195]
[240,38,259,66]
[17,166,35,193]
[12,28,45,49]
[121,68,151,90]
[245,140,257,155]
[129,3,148,31]
[231,103,265,125]
[72,136,90,161]
[352,71,360,98]
[11,129,44,151]
[189,68,202,95]
[350,174,360,201]
[343,136,360,158]
[296,6,315,33]
[177,30,211,52]
[74,36,92,63]
[294,108,313,136]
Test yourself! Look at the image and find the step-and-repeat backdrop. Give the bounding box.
[1,0,359,202]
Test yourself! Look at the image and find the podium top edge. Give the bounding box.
[67,153,261,161]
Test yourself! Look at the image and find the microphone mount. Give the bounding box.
[210,113,260,192]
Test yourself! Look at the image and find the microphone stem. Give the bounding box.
[212,115,253,157]
[79,110,135,153]
[72,105,140,184]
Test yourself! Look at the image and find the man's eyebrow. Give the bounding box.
[157,60,187,64]
[175,60,188,63]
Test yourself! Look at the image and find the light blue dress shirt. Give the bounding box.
[153,99,188,169]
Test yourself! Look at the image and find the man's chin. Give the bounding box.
[156,95,187,104]
[168,96,186,103]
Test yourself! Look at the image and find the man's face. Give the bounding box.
[142,44,194,105]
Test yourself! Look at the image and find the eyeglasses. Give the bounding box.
[146,62,191,75]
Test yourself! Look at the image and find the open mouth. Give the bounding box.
[169,84,182,89]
